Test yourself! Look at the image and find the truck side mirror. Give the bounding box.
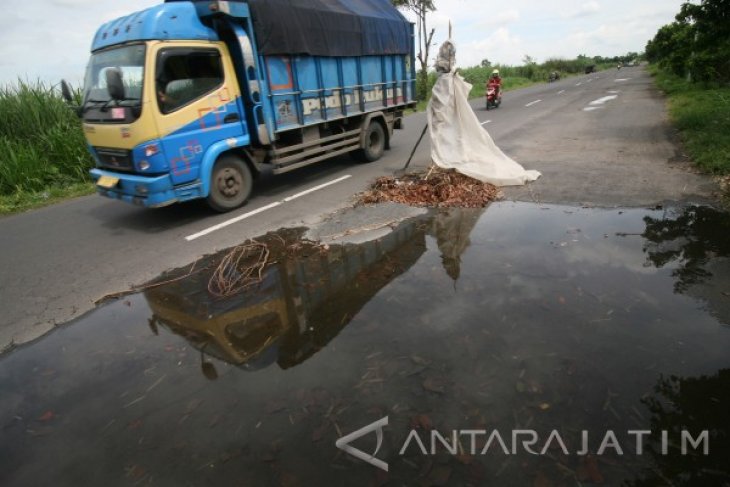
[105,68,125,100]
[60,79,74,103]
[60,79,82,118]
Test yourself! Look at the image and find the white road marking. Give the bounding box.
[583,106,604,111]
[607,90,620,94]
[481,120,492,125]
[589,95,618,105]
[283,175,352,202]
[587,78,593,83]
[525,99,542,107]
[557,90,565,95]
[185,202,282,241]
[615,78,630,82]
[576,82,583,86]
[185,175,353,241]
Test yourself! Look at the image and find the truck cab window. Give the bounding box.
[156,48,224,114]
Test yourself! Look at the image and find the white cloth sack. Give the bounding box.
[427,72,541,186]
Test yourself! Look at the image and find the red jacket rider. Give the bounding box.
[488,69,502,96]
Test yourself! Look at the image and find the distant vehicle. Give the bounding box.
[585,65,596,74]
[548,71,560,82]
[62,0,416,212]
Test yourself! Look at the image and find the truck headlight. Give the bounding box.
[144,143,160,157]
[139,160,151,171]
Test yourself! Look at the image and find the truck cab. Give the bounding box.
[76,0,416,211]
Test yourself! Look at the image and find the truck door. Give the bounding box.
[154,44,246,186]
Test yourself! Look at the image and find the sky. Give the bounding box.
[0,0,687,86]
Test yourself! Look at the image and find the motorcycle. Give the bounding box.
[485,83,502,110]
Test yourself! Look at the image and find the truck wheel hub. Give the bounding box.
[217,169,242,197]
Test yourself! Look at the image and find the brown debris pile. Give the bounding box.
[359,167,502,208]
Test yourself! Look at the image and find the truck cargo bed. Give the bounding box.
[265,53,415,133]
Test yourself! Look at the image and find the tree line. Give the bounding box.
[645,0,730,83]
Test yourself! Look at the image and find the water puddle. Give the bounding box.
[2,203,730,486]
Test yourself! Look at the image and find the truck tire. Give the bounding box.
[354,121,385,163]
[206,155,253,212]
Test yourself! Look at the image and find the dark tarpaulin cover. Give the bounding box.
[244,0,411,57]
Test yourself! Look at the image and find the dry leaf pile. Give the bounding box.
[360,167,502,208]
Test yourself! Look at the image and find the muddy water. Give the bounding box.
[1,203,729,487]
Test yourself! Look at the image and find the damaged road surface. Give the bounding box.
[2,202,730,486]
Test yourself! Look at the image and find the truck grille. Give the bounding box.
[95,148,133,171]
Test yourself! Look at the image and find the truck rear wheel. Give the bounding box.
[206,155,253,213]
[354,121,385,163]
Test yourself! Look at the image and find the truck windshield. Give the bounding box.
[82,44,146,122]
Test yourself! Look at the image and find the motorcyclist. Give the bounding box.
[487,69,502,97]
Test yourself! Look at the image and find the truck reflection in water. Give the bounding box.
[144,210,484,377]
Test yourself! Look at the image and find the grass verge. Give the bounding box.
[650,67,730,176]
[0,182,95,215]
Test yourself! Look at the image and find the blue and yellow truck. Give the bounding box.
[68,0,416,211]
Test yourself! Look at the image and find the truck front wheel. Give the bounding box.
[206,155,253,212]
[354,121,385,163]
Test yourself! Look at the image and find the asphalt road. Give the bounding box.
[0,66,718,351]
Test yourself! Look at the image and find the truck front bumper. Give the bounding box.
[90,169,204,208]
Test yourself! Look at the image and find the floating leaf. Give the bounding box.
[411,355,428,366]
[38,410,55,422]
[125,464,146,481]
[279,472,301,487]
[422,377,446,394]
[427,466,452,486]
[577,455,604,484]
[265,399,288,414]
[201,362,218,381]
[533,471,553,487]
[410,414,433,431]
[312,422,329,442]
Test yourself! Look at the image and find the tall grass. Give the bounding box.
[0,81,94,196]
